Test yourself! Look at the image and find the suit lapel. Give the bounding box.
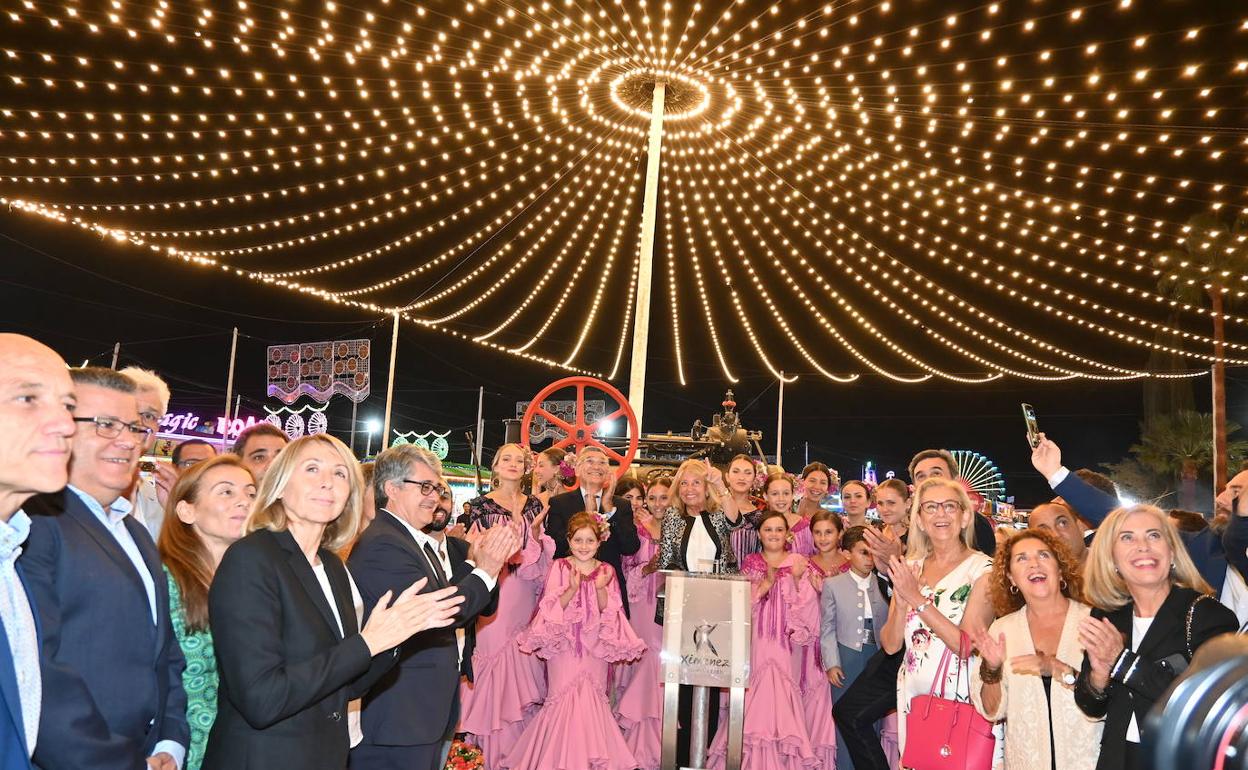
[278,530,345,641]
[63,494,150,600]
[0,607,26,756]
[377,509,444,586]
[1136,589,1188,658]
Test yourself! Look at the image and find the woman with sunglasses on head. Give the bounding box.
[879,476,996,759]
[459,443,554,770]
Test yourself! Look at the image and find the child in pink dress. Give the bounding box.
[707,511,819,770]
[799,510,846,769]
[502,511,646,770]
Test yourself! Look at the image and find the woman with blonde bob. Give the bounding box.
[970,528,1101,770]
[202,435,466,770]
[881,476,995,754]
[1073,504,1238,770]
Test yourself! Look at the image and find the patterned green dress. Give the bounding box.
[164,567,218,770]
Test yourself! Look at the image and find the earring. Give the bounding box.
[1060,578,1068,590]
[1170,562,1176,573]
[1009,584,1019,595]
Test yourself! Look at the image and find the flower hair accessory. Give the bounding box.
[591,512,611,541]
[750,459,769,493]
[558,452,577,484]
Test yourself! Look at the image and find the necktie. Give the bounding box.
[423,542,448,588]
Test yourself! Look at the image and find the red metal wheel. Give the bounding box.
[520,376,639,477]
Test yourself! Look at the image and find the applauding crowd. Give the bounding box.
[2,331,1245,770]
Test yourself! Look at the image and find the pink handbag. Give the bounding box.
[901,633,996,770]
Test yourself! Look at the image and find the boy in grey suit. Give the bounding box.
[820,526,890,770]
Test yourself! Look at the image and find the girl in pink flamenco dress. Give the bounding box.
[614,479,670,770]
[707,511,819,770]
[458,490,554,769]
[798,510,847,769]
[502,512,646,770]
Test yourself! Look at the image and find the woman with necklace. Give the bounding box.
[460,443,553,769]
[725,454,765,558]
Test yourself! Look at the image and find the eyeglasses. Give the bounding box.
[920,500,963,515]
[402,479,448,498]
[73,416,154,441]
[174,458,207,470]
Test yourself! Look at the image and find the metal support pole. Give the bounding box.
[626,81,667,435]
[223,327,238,426]
[349,400,358,455]
[110,342,120,369]
[381,312,400,450]
[775,371,784,465]
[689,685,710,770]
[475,386,485,467]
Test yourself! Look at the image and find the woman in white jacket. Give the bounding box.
[970,528,1103,770]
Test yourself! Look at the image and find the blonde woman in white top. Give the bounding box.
[970,528,1102,770]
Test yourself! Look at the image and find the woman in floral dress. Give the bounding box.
[880,477,995,756]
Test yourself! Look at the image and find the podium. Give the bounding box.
[658,571,751,770]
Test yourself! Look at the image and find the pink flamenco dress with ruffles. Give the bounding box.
[501,558,646,770]
[614,525,663,770]
[459,496,554,770]
[800,559,842,769]
[706,553,819,770]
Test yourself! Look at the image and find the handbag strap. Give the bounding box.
[1186,594,1213,659]
[924,631,973,700]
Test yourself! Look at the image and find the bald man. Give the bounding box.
[0,334,77,770]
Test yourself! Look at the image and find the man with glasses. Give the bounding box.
[544,445,640,615]
[119,367,175,540]
[171,439,216,472]
[348,445,514,770]
[0,334,77,770]
[21,367,189,770]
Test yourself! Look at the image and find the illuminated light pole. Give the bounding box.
[626,81,666,436]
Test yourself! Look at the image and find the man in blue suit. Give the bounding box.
[0,334,77,770]
[1030,432,1248,595]
[21,367,189,770]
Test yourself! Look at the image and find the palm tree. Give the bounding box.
[1154,213,1248,492]
[1129,410,1248,511]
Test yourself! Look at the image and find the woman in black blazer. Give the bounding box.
[202,435,463,770]
[1075,504,1238,770]
[653,459,743,576]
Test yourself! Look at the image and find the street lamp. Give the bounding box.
[364,418,381,458]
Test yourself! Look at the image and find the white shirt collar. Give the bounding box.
[849,569,875,592]
[69,484,132,526]
[383,508,437,550]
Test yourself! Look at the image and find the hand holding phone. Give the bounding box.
[1021,403,1040,449]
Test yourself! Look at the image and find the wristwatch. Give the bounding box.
[914,599,931,614]
[1061,672,1077,686]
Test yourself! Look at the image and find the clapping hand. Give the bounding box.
[791,556,807,583]
[1010,651,1076,687]
[971,629,1007,670]
[863,527,903,574]
[152,462,179,508]
[473,524,522,578]
[1078,617,1124,678]
[594,568,613,589]
[146,753,177,770]
[887,555,925,608]
[531,503,549,541]
[360,578,465,655]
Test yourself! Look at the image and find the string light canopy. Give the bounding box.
[1,0,1246,383]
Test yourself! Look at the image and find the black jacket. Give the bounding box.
[202,528,396,770]
[348,510,497,747]
[545,490,640,615]
[1074,586,1238,770]
[21,490,189,770]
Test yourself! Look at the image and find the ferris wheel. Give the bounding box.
[951,450,1007,503]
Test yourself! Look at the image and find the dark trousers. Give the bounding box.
[676,684,722,769]
[350,742,446,770]
[831,647,903,770]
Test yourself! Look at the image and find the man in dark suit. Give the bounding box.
[0,335,77,770]
[544,446,641,614]
[20,367,189,770]
[349,445,515,770]
[430,492,498,685]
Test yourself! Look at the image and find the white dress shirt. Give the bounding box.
[686,514,718,573]
[582,488,616,518]
[68,486,186,770]
[849,569,875,620]
[0,509,39,757]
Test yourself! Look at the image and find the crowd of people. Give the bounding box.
[2,330,1247,770]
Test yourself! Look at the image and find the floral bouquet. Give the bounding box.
[444,738,484,770]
